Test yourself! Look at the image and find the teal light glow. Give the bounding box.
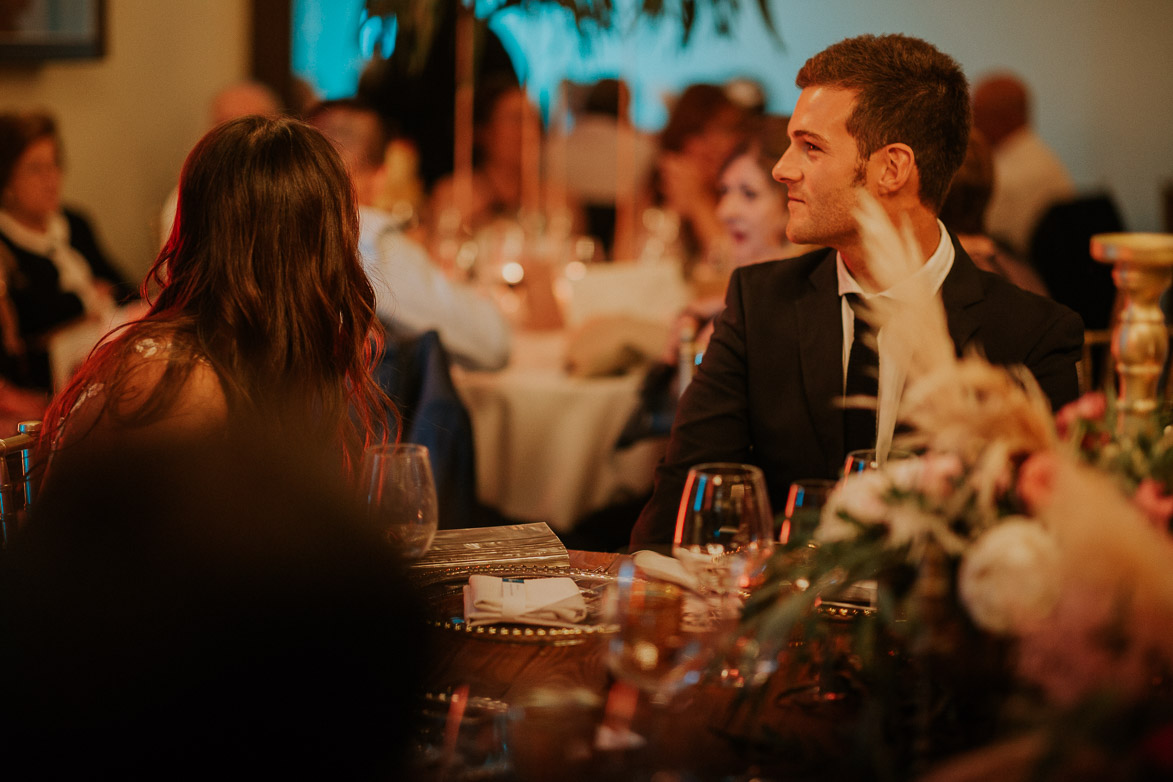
[291,0,790,129]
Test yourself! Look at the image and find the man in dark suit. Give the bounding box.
[631,34,1083,546]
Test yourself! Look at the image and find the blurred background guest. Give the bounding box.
[428,76,545,238]
[308,99,511,372]
[1,429,426,779]
[158,80,283,247]
[716,114,809,270]
[939,127,1048,296]
[0,110,135,392]
[559,78,656,259]
[685,114,813,353]
[636,83,749,269]
[43,116,391,465]
[971,72,1075,259]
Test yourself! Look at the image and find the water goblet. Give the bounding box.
[360,443,439,560]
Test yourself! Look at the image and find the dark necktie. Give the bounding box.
[843,294,878,454]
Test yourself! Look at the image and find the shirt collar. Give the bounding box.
[835,218,954,301]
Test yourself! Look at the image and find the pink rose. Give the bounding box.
[1133,479,1173,532]
[1055,391,1107,439]
[1017,451,1057,514]
[918,452,964,500]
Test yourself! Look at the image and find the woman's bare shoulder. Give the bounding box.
[64,338,228,445]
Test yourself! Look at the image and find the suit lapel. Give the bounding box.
[940,234,984,355]
[795,250,845,475]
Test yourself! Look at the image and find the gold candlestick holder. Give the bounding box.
[1091,232,1173,433]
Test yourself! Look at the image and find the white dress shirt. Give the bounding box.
[359,206,511,370]
[836,219,955,456]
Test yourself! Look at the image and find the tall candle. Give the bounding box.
[520,85,542,222]
[545,79,569,225]
[453,5,474,223]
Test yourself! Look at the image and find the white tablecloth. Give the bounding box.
[452,330,665,533]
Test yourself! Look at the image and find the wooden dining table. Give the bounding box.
[420,550,854,781]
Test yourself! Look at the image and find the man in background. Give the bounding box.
[307,99,510,371]
[972,72,1075,259]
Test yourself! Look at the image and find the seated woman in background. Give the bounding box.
[714,115,809,269]
[617,116,810,448]
[687,114,813,348]
[0,111,136,391]
[42,116,392,465]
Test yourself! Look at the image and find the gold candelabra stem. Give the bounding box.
[1091,233,1173,434]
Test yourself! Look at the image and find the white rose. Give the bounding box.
[886,457,923,493]
[815,472,889,543]
[886,505,938,548]
[958,519,1062,635]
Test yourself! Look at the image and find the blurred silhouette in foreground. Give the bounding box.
[0,429,427,778]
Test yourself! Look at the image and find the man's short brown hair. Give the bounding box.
[796,34,971,212]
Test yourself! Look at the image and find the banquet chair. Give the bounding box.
[1029,193,1124,331]
[0,419,41,550]
[1077,329,1113,396]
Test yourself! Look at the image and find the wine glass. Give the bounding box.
[672,463,775,688]
[360,443,439,559]
[674,462,774,595]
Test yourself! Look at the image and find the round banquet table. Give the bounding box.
[451,330,665,533]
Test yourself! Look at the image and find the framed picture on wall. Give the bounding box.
[0,0,106,60]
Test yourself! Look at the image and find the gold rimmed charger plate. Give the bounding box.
[411,563,620,643]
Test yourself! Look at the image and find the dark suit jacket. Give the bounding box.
[630,235,1084,546]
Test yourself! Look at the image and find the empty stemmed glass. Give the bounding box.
[674,462,775,594]
[360,443,439,560]
[671,463,775,687]
[780,478,837,546]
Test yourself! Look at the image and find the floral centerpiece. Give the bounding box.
[737,195,1173,778]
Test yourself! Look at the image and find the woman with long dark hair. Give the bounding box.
[43,115,392,463]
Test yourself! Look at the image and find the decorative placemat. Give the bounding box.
[414,563,618,643]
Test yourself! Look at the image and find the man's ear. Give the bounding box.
[874,143,916,196]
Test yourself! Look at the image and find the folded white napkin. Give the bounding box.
[463,575,588,629]
[630,549,701,592]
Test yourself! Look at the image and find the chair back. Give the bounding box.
[374,328,478,529]
[1029,193,1125,330]
[1077,329,1113,396]
[0,419,41,549]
